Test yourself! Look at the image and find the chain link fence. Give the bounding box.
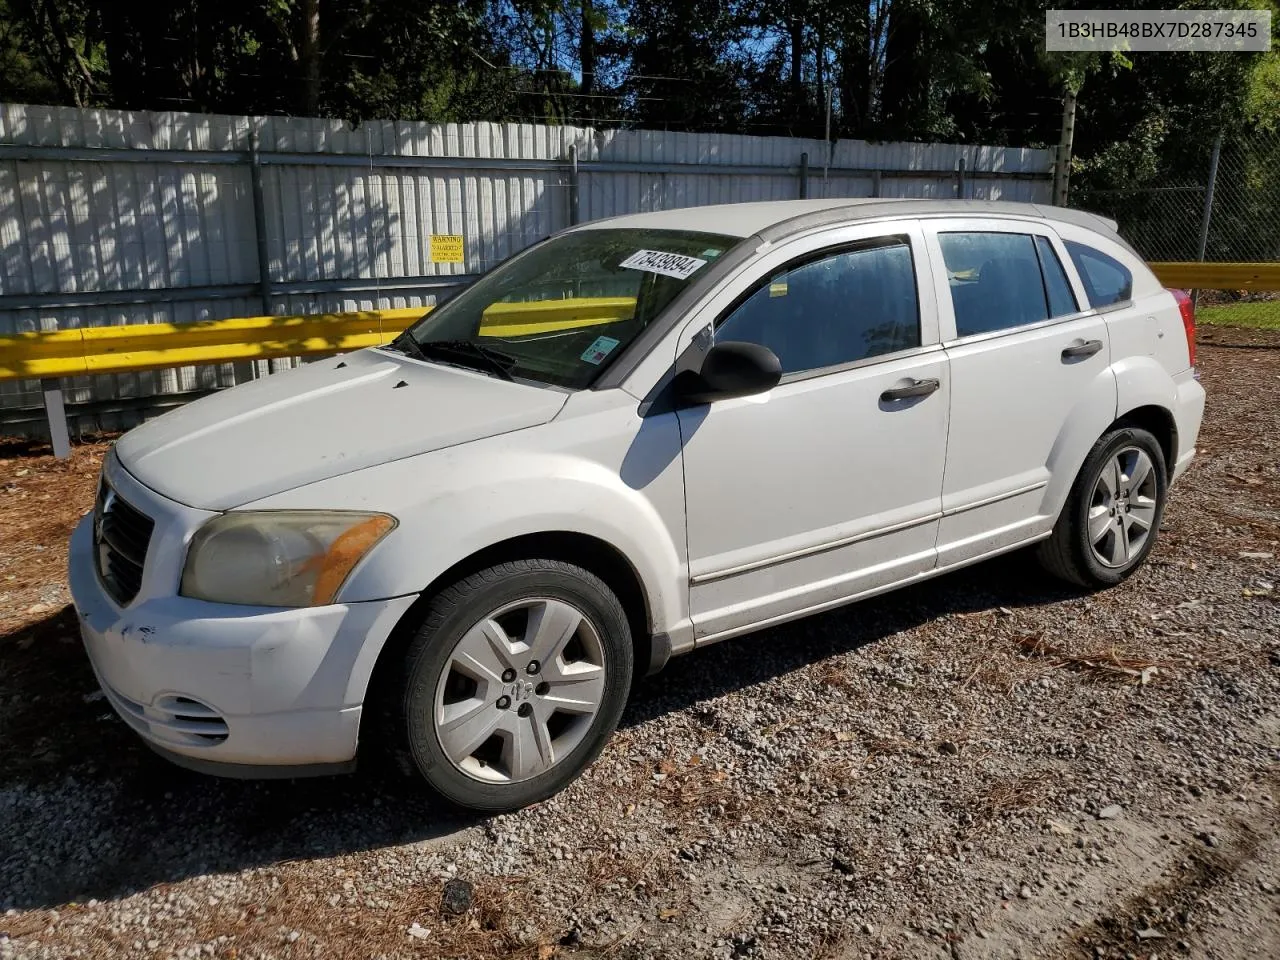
[1074,126,1280,330]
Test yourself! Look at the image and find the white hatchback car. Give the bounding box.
[70,199,1205,811]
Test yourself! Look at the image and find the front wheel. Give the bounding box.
[386,559,634,812]
[1037,426,1169,588]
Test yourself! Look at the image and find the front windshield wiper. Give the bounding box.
[383,329,428,361]
[415,338,516,382]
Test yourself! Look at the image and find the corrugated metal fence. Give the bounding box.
[0,103,1053,437]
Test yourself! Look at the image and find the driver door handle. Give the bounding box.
[880,378,940,403]
[1061,339,1103,360]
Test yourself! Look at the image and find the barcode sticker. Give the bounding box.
[581,336,621,365]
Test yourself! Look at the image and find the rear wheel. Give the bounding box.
[386,559,633,812]
[1037,426,1168,588]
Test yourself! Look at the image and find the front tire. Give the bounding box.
[1037,426,1169,588]
[386,559,633,813]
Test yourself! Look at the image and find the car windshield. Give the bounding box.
[396,228,740,389]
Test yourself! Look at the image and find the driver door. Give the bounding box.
[674,221,950,641]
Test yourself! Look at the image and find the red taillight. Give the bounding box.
[1171,288,1196,368]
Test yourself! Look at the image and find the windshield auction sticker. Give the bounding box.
[619,249,708,280]
[581,336,621,365]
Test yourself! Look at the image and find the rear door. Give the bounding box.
[922,218,1117,566]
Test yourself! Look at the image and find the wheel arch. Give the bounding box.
[1110,356,1182,476]
[1036,409,1173,588]
[360,530,665,739]
[1112,404,1177,473]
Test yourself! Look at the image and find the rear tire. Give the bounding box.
[384,559,633,813]
[1037,426,1168,588]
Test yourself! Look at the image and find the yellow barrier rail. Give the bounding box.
[0,307,428,381]
[2,266,1277,457]
[1149,261,1280,291]
[0,296,639,382]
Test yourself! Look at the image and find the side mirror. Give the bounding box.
[676,340,782,404]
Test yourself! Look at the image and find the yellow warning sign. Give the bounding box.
[429,234,464,264]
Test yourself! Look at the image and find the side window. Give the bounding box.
[938,232,1052,337]
[1035,236,1079,317]
[1064,240,1133,308]
[715,239,921,375]
[939,232,1086,336]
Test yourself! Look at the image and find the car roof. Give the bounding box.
[573,198,1123,245]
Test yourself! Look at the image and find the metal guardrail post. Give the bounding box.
[249,132,273,315]
[799,152,809,199]
[1193,132,1224,309]
[568,144,580,226]
[41,377,71,459]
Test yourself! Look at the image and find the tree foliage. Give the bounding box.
[0,0,1273,198]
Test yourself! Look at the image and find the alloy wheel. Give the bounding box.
[1087,445,1159,568]
[432,597,607,783]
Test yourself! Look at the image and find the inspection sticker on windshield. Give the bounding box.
[581,335,621,365]
[619,249,707,280]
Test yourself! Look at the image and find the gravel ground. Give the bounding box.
[1,331,1278,960]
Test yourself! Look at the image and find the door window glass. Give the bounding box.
[939,232,1064,337]
[715,239,920,375]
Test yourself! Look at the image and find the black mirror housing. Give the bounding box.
[676,340,782,404]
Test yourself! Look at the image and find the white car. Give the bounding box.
[69,199,1205,812]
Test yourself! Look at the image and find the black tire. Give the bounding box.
[384,559,633,813]
[1037,425,1169,588]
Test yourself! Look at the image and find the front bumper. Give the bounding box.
[68,467,416,776]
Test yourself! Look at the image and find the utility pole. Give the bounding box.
[1053,86,1078,206]
[301,0,321,115]
[823,85,834,186]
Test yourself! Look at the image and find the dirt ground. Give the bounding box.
[1,330,1278,960]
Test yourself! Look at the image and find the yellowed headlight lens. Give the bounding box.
[181,511,397,607]
[307,514,397,605]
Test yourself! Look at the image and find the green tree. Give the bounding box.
[617,0,748,131]
[1,0,107,106]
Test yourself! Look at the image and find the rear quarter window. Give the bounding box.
[1064,240,1133,309]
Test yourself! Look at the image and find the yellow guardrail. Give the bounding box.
[0,308,427,381]
[0,296,640,382]
[1149,261,1280,291]
[1,267,1276,457]
[8,268,1280,383]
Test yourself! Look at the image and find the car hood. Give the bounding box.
[113,349,569,510]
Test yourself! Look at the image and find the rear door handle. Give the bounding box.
[880,378,940,402]
[1061,339,1103,360]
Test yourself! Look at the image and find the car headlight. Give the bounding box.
[180,511,396,607]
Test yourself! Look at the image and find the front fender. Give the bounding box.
[366,464,683,619]
[245,435,690,643]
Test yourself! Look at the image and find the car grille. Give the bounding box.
[93,476,154,606]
